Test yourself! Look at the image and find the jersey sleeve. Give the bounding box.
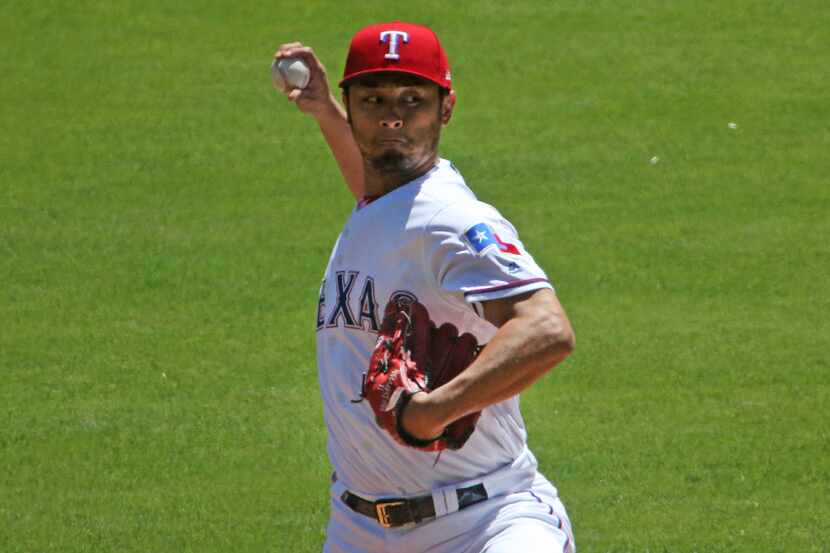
[423,201,554,309]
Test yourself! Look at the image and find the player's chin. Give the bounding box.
[368,148,412,172]
[372,142,411,158]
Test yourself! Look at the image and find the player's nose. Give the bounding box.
[380,118,403,129]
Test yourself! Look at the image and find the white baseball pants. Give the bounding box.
[323,471,575,553]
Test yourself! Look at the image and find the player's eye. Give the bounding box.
[403,95,420,105]
[364,96,381,105]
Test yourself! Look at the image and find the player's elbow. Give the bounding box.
[536,311,575,365]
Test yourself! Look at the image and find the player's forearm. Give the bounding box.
[315,96,365,200]
[273,43,365,200]
[425,309,574,429]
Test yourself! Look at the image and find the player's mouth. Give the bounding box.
[376,137,409,146]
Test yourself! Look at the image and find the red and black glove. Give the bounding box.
[360,297,481,451]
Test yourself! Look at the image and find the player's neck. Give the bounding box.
[362,154,439,198]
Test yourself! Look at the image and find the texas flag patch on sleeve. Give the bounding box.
[463,223,521,256]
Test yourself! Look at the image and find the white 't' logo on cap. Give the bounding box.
[379,31,410,60]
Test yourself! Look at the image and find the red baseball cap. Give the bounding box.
[339,21,452,90]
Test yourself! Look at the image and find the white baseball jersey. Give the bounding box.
[316,158,555,497]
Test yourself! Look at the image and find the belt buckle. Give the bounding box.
[375,500,405,528]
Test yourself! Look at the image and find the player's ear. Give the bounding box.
[441,89,456,127]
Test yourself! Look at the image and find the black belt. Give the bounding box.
[341,483,488,528]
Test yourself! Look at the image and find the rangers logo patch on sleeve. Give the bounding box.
[463,223,521,256]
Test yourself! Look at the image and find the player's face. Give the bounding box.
[345,74,452,176]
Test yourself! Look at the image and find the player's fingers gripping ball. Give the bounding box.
[362,298,481,451]
[271,57,310,91]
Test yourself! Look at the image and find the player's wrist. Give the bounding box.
[399,392,445,442]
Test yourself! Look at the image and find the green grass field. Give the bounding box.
[2,1,828,551]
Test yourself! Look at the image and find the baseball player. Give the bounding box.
[275,21,577,553]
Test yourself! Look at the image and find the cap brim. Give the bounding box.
[339,67,450,90]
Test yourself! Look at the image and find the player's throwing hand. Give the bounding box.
[273,43,335,119]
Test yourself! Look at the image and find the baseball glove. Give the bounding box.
[356,297,482,451]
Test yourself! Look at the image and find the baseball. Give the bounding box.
[272,57,310,90]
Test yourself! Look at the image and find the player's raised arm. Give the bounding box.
[273,43,364,200]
